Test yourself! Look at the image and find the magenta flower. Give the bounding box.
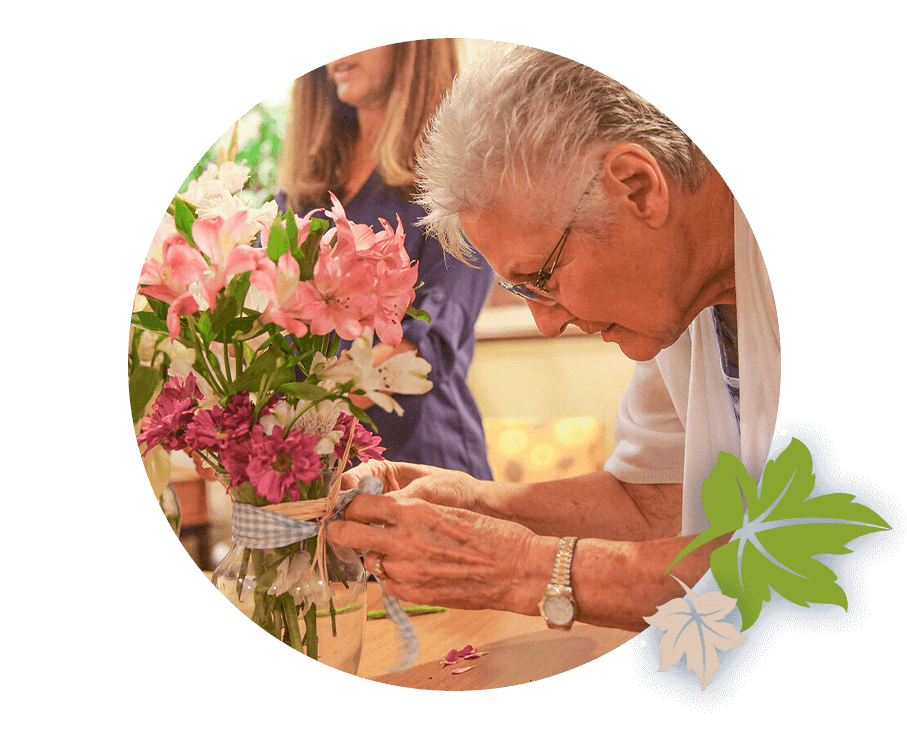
[184,394,252,453]
[222,392,257,432]
[333,413,385,464]
[136,374,203,455]
[245,426,322,503]
[218,432,254,492]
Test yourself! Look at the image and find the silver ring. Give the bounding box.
[371,555,387,581]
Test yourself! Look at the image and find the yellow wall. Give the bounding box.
[467,335,636,460]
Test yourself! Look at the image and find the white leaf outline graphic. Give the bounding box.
[643,576,746,690]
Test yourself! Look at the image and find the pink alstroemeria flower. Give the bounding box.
[139,234,208,340]
[324,193,367,251]
[250,251,309,337]
[372,258,419,346]
[298,245,377,340]
[192,210,263,309]
[325,203,419,346]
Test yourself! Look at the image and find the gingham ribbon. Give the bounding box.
[230,479,381,549]
[230,476,420,671]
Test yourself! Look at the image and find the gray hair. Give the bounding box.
[415,43,711,259]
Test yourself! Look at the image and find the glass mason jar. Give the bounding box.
[211,468,367,675]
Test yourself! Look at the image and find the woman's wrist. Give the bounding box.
[505,533,561,616]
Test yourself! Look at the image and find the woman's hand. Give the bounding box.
[325,491,557,615]
[341,460,485,512]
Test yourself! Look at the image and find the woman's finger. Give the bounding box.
[341,493,401,524]
[327,517,394,554]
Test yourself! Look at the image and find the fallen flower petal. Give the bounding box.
[443,649,459,664]
[451,666,474,675]
[457,645,475,656]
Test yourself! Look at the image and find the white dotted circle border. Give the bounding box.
[114,25,794,705]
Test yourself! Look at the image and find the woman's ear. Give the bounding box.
[600,143,669,228]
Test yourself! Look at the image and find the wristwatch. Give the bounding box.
[538,536,579,630]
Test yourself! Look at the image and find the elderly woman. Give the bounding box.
[327,44,780,631]
[276,41,495,479]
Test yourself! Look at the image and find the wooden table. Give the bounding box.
[357,582,638,690]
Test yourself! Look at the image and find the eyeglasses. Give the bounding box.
[497,222,574,305]
[497,173,598,306]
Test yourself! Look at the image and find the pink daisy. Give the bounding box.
[245,426,322,503]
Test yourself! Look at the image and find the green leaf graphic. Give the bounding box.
[668,438,890,630]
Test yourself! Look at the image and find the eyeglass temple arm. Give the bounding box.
[537,224,574,284]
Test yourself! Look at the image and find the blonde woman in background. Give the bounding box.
[276,40,494,478]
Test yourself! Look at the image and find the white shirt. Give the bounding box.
[604,201,781,535]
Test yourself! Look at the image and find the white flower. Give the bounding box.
[270,552,312,601]
[189,181,278,242]
[259,398,345,455]
[268,553,334,608]
[243,284,270,315]
[137,331,195,370]
[323,330,433,416]
[183,177,232,213]
[215,161,251,194]
[183,161,250,199]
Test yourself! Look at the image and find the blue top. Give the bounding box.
[276,171,495,479]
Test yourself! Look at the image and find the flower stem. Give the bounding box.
[185,318,228,396]
[222,342,232,384]
[237,547,252,602]
[279,594,304,653]
[302,603,318,660]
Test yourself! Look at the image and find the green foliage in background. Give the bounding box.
[180,102,288,206]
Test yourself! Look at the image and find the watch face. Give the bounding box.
[543,594,575,625]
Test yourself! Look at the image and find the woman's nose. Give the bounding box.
[526,300,572,338]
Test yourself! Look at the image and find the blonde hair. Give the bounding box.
[278,39,460,209]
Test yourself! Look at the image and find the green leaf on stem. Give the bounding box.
[229,345,295,396]
[406,305,432,324]
[223,315,259,342]
[208,294,240,339]
[267,217,290,262]
[173,198,197,245]
[129,364,162,423]
[295,217,328,281]
[232,481,270,508]
[285,207,298,253]
[277,382,329,401]
[131,310,169,336]
[348,402,376,429]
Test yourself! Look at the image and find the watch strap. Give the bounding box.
[550,536,578,589]
[539,536,579,629]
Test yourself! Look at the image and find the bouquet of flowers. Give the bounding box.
[131,160,432,668]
